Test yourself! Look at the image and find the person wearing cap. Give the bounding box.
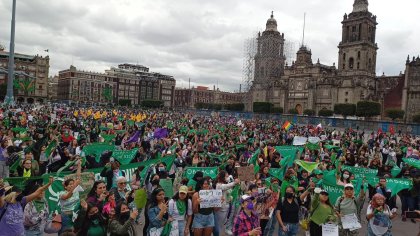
[309,187,337,236]
[334,183,365,236]
[168,186,193,236]
[233,194,261,236]
[312,169,324,187]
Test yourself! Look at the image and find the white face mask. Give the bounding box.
[343,174,350,179]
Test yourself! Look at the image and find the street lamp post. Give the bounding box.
[4,0,17,105]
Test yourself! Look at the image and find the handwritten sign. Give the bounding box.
[199,189,222,208]
[237,166,254,182]
[341,213,361,230]
[322,223,339,236]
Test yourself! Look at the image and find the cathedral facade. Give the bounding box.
[250,0,418,121]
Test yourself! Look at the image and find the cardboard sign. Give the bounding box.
[199,189,222,208]
[237,166,254,182]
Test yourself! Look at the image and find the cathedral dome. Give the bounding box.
[265,11,278,31]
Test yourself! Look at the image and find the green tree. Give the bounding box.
[356,101,381,118]
[334,103,356,118]
[288,108,299,114]
[253,102,274,113]
[303,109,315,116]
[141,100,164,108]
[385,109,405,121]
[13,76,35,96]
[118,99,131,106]
[318,109,333,117]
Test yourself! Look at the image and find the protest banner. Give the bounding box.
[322,223,339,236]
[366,177,412,196]
[83,143,115,162]
[342,165,378,179]
[308,136,321,144]
[403,158,420,169]
[64,172,95,200]
[184,167,218,179]
[293,136,307,146]
[237,166,254,182]
[322,182,344,204]
[295,160,319,173]
[199,189,222,208]
[112,148,138,165]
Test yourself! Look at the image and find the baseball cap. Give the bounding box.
[179,186,188,194]
[344,183,354,189]
[240,194,255,203]
[320,189,329,195]
[314,169,323,175]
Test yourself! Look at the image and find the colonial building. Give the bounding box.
[47,75,59,101]
[58,64,176,107]
[250,0,417,120]
[0,49,49,103]
[174,86,244,109]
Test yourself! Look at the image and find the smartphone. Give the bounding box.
[405,211,419,219]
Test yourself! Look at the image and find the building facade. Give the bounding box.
[47,75,59,101]
[58,64,176,107]
[0,49,49,103]
[250,0,418,120]
[174,86,244,109]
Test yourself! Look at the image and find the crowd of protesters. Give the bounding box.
[0,103,419,236]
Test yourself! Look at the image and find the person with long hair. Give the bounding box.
[168,186,193,236]
[102,191,116,220]
[366,193,396,236]
[86,180,108,212]
[309,188,337,236]
[192,178,215,236]
[215,170,240,235]
[74,201,107,236]
[108,201,138,236]
[147,188,170,234]
[0,177,53,236]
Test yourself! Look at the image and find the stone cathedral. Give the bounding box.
[250,0,420,121]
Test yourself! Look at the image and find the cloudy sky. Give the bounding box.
[0,0,419,92]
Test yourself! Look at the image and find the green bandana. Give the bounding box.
[176,200,186,215]
[33,200,45,213]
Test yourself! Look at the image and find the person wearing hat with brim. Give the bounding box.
[309,187,337,236]
[168,185,193,236]
[233,194,261,236]
[0,177,53,236]
[334,183,365,236]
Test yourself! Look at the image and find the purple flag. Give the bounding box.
[125,131,140,144]
[154,128,168,139]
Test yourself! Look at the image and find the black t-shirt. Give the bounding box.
[276,197,302,224]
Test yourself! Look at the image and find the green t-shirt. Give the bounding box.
[87,223,106,236]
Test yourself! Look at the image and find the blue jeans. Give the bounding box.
[177,220,185,236]
[401,195,416,214]
[192,213,215,229]
[25,229,43,236]
[278,223,299,236]
[59,212,73,234]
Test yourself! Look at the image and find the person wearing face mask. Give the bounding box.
[336,170,352,187]
[74,201,107,236]
[100,160,125,191]
[108,202,138,236]
[280,169,299,198]
[275,186,311,236]
[0,177,53,236]
[156,163,169,179]
[233,194,261,236]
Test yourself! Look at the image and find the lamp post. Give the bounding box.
[4,0,17,105]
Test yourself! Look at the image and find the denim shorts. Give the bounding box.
[192,213,215,229]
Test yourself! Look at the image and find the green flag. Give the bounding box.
[101,134,116,143]
[44,140,57,158]
[295,160,319,173]
[207,152,227,162]
[367,177,412,197]
[341,165,378,179]
[160,179,174,198]
[403,158,420,169]
[322,169,338,186]
[112,148,138,165]
[306,142,320,151]
[323,182,344,204]
[391,165,402,177]
[249,149,261,165]
[324,145,340,151]
[184,167,218,179]
[83,143,115,162]
[269,168,282,180]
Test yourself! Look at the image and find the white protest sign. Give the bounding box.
[293,136,308,146]
[322,223,338,236]
[341,213,361,230]
[199,190,222,208]
[308,136,321,144]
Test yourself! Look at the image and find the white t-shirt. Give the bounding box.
[168,199,192,221]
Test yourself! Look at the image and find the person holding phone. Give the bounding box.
[366,193,396,236]
[147,188,170,235]
[233,194,261,236]
[108,202,138,236]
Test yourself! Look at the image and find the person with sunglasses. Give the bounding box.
[110,176,129,203]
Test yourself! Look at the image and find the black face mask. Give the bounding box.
[120,211,130,222]
[90,213,100,222]
[285,192,294,199]
[16,194,23,202]
[151,179,160,186]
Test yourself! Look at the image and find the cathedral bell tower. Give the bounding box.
[338,0,378,76]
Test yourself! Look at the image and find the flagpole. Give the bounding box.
[4,0,17,105]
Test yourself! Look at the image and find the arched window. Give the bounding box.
[349,58,354,69]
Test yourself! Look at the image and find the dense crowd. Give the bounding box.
[0,104,419,236]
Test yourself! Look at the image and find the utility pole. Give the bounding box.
[5,0,17,105]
